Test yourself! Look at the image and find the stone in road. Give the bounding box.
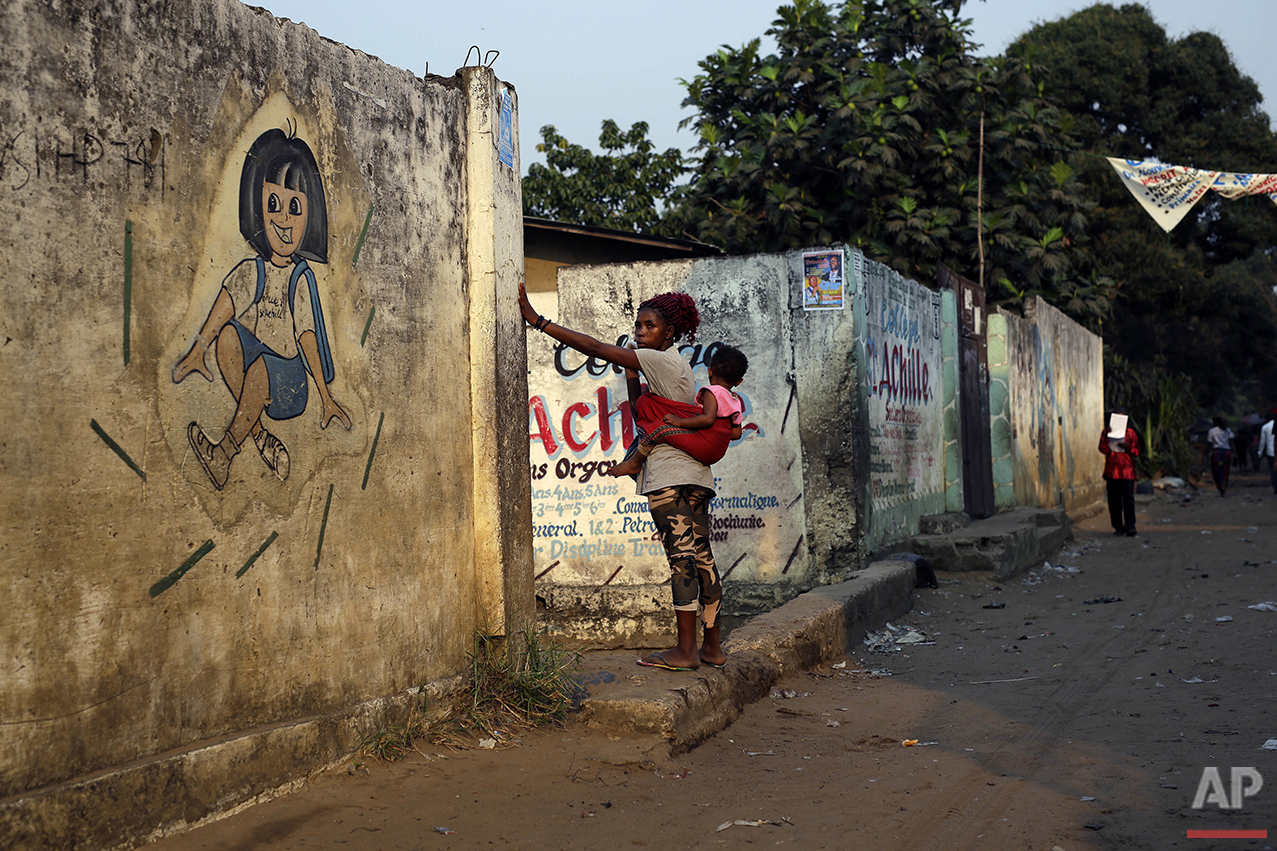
[149,476,1277,850]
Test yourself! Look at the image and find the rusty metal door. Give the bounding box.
[940,265,995,518]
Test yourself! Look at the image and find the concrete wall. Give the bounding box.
[861,262,950,550]
[529,255,1105,645]
[530,254,813,645]
[939,290,965,513]
[987,312,1017,510]
[0,1,529,846]
[993,298,1104,513]
[529,247,965,644]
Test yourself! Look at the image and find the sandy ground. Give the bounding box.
[147,474,1277,851]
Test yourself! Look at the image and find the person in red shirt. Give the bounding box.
[1099,408,1140,536]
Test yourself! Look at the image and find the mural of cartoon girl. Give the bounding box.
[173,126,351,490]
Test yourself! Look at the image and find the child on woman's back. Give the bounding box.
[608,344,749,479]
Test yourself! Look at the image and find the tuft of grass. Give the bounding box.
[453,625,582,740]
[358,684,432,762]
[359,628,582,761]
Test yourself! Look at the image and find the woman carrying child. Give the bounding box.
[518,283,725,671]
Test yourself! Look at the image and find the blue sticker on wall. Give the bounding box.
[498,88,515,169]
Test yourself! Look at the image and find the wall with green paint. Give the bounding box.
[0,0,530,844]
[987,312,1016,510]
[940,289,965,513]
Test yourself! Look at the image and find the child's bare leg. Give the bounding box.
[608,452,644,478]
[226,357,270,449]
[188,356,269,490]
[608,442,651,479]
[215,324,245,399]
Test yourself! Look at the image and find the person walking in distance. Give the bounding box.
[1206,416,1235,497]
[1260,409,1277,495]
[1099,408,1139,536]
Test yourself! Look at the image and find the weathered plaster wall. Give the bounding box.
[789,247,867,591]
[530,246,961,643]
[940,290,965,513]
[527,250,1103,645]
[530,255,810,644]
[1026,298,1104,512]
[0,0,528,844]
[1000,299,1104,512]
[861,261,948,550]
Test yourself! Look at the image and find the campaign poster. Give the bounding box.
[801,250,845,310]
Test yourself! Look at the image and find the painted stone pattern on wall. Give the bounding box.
[863,262,945,511]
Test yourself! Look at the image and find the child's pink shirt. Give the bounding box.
[705,385,744,425]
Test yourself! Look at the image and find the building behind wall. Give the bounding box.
[0,1,530,847]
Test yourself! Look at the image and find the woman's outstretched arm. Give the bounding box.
[518,282,641,372]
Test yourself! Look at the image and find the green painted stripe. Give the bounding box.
[91,418,146,481]
[360,305,376,347]
[237,530,278,578]
[361,412,385,491]
[150,540,215,598]
[352,203,374,267]
[123,221,133,366]
[314,484,334,570]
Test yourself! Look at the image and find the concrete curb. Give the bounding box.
[909,507,1072,580]
[0,675,467,851]
[577,560,916,753]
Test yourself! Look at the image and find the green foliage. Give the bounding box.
[522,121,689,233]
[667,0,1110,323]
[1013,3,1277,411]
[1104,351,1197,478]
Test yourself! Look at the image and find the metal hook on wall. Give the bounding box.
[462,46,500,68]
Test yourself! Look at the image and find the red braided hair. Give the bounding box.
[638,292,700,343]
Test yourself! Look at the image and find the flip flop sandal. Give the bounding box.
[700,657,726,670]
[636,652,697,672]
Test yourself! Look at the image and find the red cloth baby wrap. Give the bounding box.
[633,392,734,466]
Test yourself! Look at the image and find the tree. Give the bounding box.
[667,0,1111,322]
[1012,3,1277,411]
[521,120,688,233]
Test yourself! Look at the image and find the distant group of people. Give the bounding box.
[1202,410,1277,497]
[1101,408,1277,530]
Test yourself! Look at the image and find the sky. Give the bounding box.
[250,0,1276,170]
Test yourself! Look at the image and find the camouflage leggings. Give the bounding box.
[646,485,721,628]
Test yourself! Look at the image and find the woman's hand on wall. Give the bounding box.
[517,282,539,327]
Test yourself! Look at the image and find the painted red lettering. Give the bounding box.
[529,396,558,456]
[563,401,595,453]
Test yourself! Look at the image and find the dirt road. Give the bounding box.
[148,475,1277,850]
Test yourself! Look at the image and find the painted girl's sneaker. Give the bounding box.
[253,426,290,482]
[188,422,235,490]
